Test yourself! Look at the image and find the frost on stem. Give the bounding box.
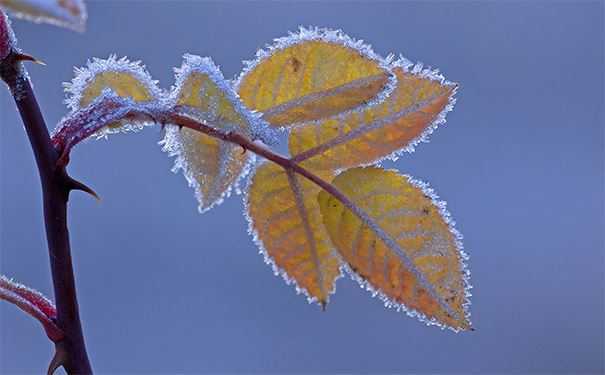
[43,27,471,332]
[52,90,165,163]
[62,55,162,139]
[161,54,275,213]
[0,275,63,341]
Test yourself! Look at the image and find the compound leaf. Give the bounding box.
[235,27,394,128]
[318,167,471,331]
[0,0,86,31]
[162,54,266,213]
[290,61,457,172]
[246,162,341,307]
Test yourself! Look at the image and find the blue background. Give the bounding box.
[1,1,603,373]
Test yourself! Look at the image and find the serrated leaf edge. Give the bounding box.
[339,169,472,332]
[232,26,398,128]
[241,161,343,307]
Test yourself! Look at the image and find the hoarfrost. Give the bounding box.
[62,55,162,139]
[64,55,162,112]
[161,54,275,213]
[240,161,343,307]
[342,171,472,332]
[376,55,458,162]
[233,26,397,128]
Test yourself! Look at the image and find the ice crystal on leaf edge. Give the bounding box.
[161,54,276,213]
[232,26,398,128]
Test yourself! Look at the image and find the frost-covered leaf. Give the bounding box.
[318,167,471,331]
[235,27,395,128]
[63,55,161,137]
[246,162,341,307]
[0,0,86,31]
[290,60,457,171]
[162,54,270,213]
[0,275,63,341]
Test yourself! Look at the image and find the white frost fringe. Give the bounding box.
[343,171,472,332]
[160,55,275,213]
[380,56,459,162]
[62,55,162,139]
[241,161,343,307]
[233,26,398,127]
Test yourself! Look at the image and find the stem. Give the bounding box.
[1,52,92,373]
[168,114,350,203]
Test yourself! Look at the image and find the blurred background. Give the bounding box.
[1,1,603,373]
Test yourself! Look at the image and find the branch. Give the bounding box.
[51,98,384,251]
[0,11,92,374]
[0,275,64,341]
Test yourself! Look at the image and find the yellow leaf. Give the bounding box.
[65,56,160,132]
[246,162,341,306]
[163,55,259,212]
[289,63,456,172]
[235,27,394,127]
[0,0,86,31]
[318,167,471,330]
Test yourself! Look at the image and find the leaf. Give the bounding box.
[0,0,86,31]
[63,55,161,136]
[318,167,471,331]
[0,275,63,341]
[289,60,457,172]
[161,54,269,213]
[246,162,341,307]
[235,27,395,128]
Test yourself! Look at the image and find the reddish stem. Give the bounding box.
[0,45,93,374]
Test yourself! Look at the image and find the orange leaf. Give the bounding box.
[289,61,456,172]
[246,162,341,307]
[235,27,394,127]
[318,167,471,331]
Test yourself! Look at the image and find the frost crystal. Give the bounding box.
[233,26,397,127]
[64,55,161,112]
[343,173,472,332]
[383,56,458,160]
[241,162,343,307]
[170,54,277,144]
[161,54,274,213]
[62,55,162,139]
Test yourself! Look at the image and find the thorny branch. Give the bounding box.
[0,12,93,375]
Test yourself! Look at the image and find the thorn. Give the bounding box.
[14,52,46,66]
[47,346,66,375]
[67,176,101,201]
